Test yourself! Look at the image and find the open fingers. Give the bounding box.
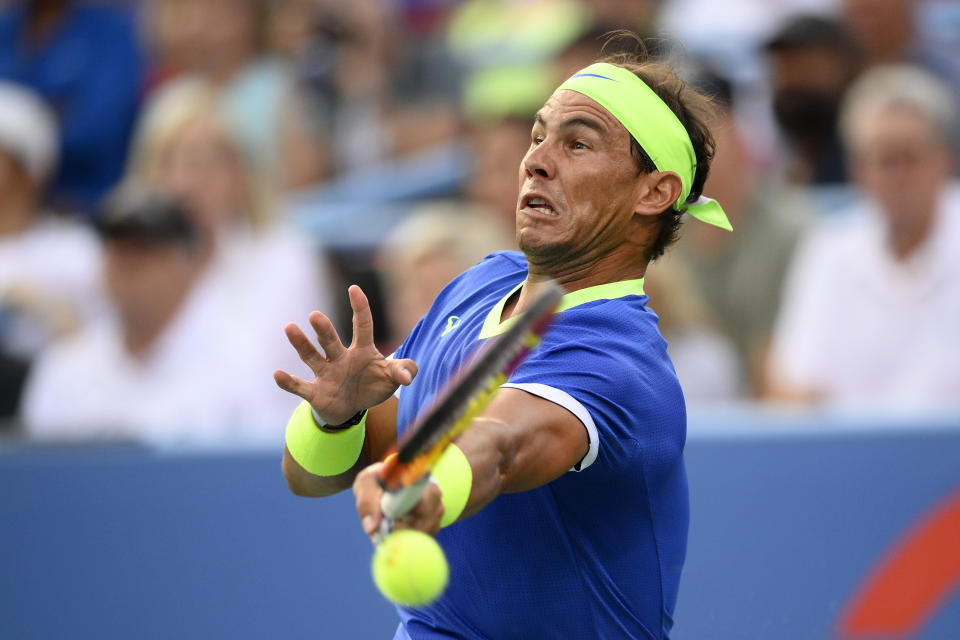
[348,285,375,348]
[284,322,326,373]
[308,311,346,361]
[273,369,312,399]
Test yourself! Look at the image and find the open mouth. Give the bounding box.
[522,195,558,216]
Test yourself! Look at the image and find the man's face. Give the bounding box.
[104,238,198,330]
[516,90,645,269]
[848,105,953,228]
[770,46,851,142]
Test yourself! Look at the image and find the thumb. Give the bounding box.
[388,358,418,386]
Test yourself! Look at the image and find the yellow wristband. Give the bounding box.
[433,443,473,528]
[285,400,367,476]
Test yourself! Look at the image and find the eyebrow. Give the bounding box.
[534,113,605,134]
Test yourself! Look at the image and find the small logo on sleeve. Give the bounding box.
[441,316,461,337]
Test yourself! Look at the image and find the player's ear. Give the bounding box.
[633,171,682,217]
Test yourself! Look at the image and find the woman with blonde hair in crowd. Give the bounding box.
[23,79,335,443]
[131,78,338,427]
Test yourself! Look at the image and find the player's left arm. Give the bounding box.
[354,387,588,538]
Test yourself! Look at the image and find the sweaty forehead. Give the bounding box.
[535,90,630,139]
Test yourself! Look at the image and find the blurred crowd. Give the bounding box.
[1,0,958,444]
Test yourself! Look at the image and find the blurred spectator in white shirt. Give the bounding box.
[0,82,103,420]
[22,186,281,442]
[768,65,960,408]
[20,76,339,443]
[130,79,337,429]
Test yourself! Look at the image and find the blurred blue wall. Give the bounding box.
[2,414,959,639]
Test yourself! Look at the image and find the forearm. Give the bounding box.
[453,419,516,519]
[282,396,398,497]
[444,389,589,522]
[352,389,588,541]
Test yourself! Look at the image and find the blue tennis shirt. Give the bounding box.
[392,251,688,639]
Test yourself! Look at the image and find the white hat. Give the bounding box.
[0,82,58,183]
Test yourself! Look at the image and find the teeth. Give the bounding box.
[524,196,557,216]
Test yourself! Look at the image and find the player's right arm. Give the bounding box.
[274,285,418,497]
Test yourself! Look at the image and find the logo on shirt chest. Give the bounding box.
[441,315,461,337]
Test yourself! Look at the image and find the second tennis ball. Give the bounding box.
[372,529,449,607]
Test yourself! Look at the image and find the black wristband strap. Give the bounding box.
[312,407,367,431]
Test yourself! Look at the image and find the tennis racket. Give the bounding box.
[373,281,563,543]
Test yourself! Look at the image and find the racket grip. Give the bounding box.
[374,475,431,545]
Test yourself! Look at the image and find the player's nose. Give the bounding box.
[522,141,555,179]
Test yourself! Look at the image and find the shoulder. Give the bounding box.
[511,295,683,437]
[557,295,662,344]
[394,251,525,358]
[431,251,526,305]
[789,204,877,279]
[543,297,677,392]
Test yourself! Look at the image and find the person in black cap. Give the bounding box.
[96,183,198,249]
[21,184,212,440]
[765,14,861,184]
[94,183,204,362]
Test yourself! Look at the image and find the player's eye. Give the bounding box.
[572,140,589,150]
[532,135,544,146]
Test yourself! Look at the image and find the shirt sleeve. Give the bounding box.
[500,381,599,471]
[503,305,686,476]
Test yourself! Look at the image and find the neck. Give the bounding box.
[123,313,172,360]
[888,207,936,261]
[121,281,196,360]
[510,245,646,318]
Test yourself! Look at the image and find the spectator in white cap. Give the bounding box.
[0,81,105,422]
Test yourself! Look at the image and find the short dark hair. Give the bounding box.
[599,36,717,261]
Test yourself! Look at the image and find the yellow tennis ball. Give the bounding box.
[372,529,449,607]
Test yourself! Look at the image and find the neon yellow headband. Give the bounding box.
[556,62,732,231]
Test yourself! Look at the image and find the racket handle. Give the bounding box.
[373,475,431,545]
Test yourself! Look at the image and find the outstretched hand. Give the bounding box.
[274,285,418,425]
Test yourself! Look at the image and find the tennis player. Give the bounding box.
[275,51,732,639]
